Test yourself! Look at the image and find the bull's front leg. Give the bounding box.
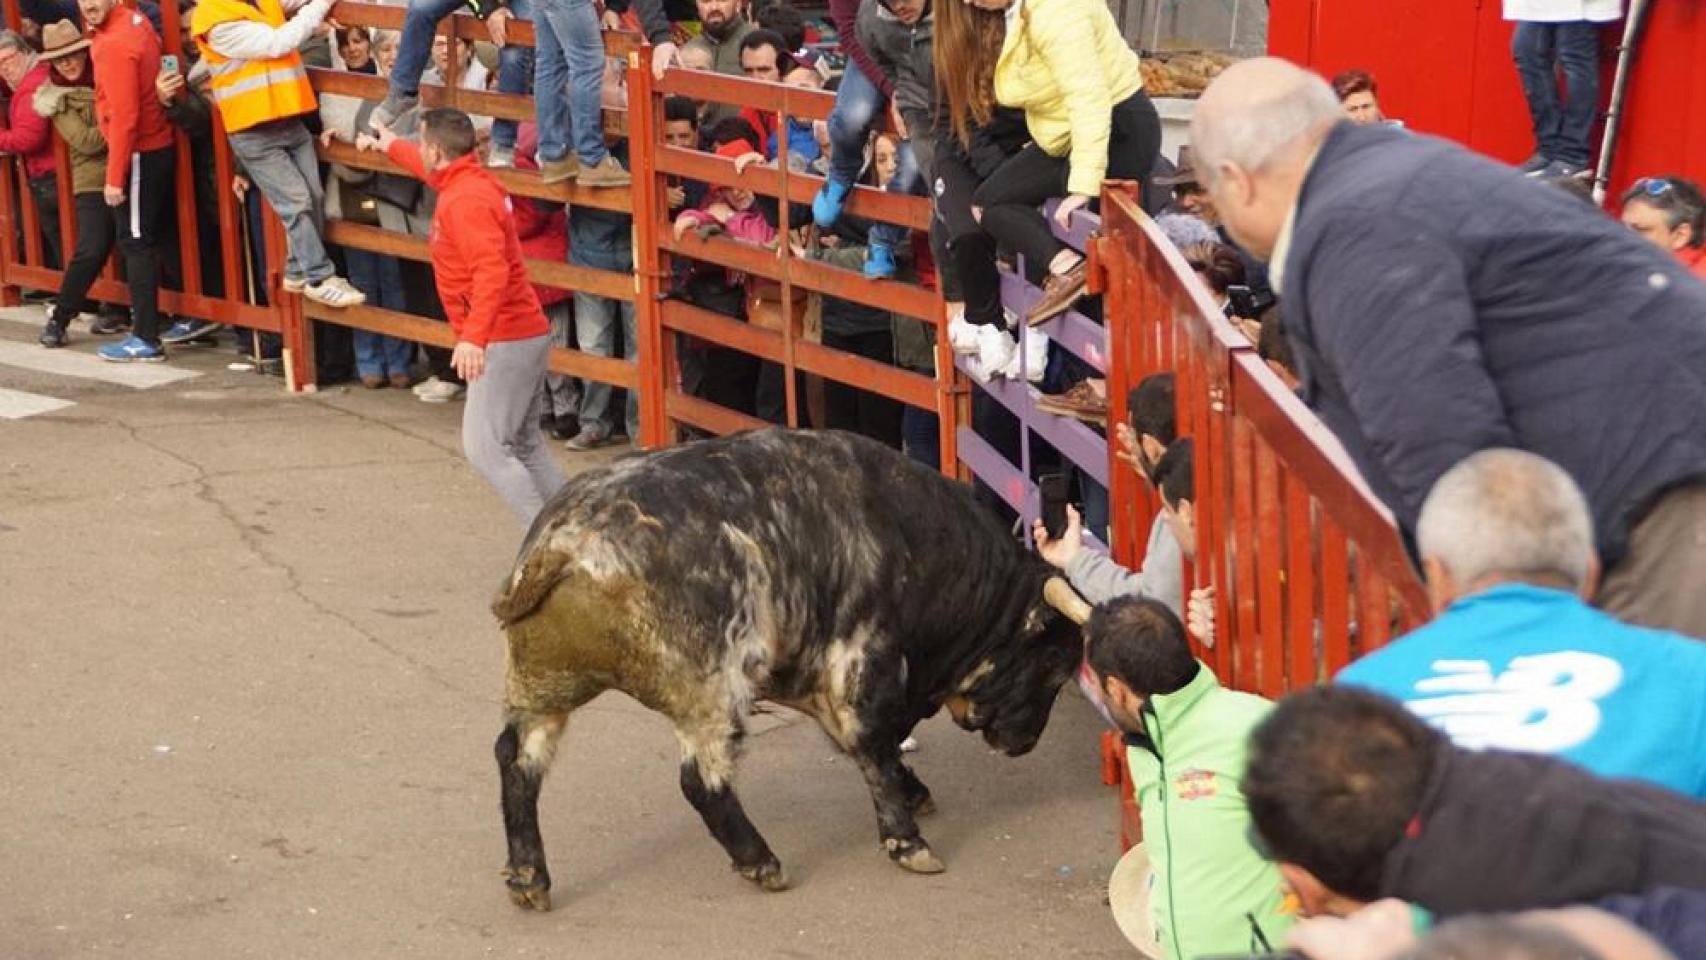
[853,739,946,874]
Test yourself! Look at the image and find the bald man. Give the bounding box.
[1188,58,1706,639]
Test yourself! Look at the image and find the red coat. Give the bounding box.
[387,140,548,347]
[90,6,175,191]
[511,122,572,310]
[0,63,54,179]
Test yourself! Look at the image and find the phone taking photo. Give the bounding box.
[160,53,180,75]
[1040,473,1071,541]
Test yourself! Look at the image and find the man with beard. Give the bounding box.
[1085,595,1296,959]
[684,0,754,125]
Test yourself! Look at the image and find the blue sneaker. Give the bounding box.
[97,335,165,363]
[862,242,897,279]
[161,318,226,345]
[812,178,851,229]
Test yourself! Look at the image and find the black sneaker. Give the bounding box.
[161,318,227,345]
[548,414,580,442]
[38,318,67,348]
[90,312,130,335]
[1518,152,1552,177]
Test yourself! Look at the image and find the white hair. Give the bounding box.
[1416,449,1596,591]
[1191,63,1344,187]
[1156,213,1221,251]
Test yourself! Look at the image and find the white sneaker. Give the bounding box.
[1020,327,1048,384]
[302,275,367,309]
[976,324,1018,381]
[947,314,981,355]
[417,379,465,403]
[411,375,442,397]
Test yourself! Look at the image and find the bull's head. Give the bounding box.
[945,578,1093,757]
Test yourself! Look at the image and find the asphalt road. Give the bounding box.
[0,310,1131,959]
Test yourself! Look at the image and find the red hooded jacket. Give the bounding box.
[386,139,548,347]
[512,123,572,309]
[90,5,175,191]
[0,62,54,179]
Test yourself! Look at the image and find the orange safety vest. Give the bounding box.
[190,0,317,132]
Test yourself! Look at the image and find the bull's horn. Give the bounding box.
[1044,577,1092,625]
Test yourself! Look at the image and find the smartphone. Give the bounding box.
[1039,473,1071,540]
[161,54,180,75]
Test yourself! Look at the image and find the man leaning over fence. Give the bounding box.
[190,0,366,310]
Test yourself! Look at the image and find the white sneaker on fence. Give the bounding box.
[302,276,367,309]
[976,324,1018,381]
[1021,326,1049,384]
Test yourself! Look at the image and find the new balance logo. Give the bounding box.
[1404,652,1624,754]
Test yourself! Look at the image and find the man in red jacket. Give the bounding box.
[0,32,61,269]
[81,0,176,362]
[362,108,567,525]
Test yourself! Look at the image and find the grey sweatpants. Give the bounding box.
[463,334,566,525]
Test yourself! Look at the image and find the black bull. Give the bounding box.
[490,429,1093,910]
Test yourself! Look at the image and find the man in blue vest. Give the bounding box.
[1338,449,1706,799]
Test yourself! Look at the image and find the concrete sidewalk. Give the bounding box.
[0,315,1128,959]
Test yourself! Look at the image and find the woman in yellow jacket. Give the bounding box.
[938,0,1158,325]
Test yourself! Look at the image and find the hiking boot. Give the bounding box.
[370,92,418,132]
[577,155,631,188]
[487,145,516,169]
[302,276,367,309]
[97,334,165,363]
[862,241,898,279]
[1518,152,1552,177]
[1024,258,1089,326]
[39,317,67,348]
[812,178,851,229]
[538,154,580,184]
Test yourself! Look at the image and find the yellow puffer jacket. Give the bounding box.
[994,0,1143,198]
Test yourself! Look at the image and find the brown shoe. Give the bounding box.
[1025,258,1089,326]
[1036,379,1108,424]
[360,374,385,389]
[388,373,412,390]
[578,154,631,188]
[538,155,579,184]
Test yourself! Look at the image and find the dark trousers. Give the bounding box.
[109,146,176,344]
[822,327,903,448]
[901,406,940,471]
[1512,21,1601,168]
[49,192,117,328]
[933,150,1006,329]
[27,173,62,270]
[975,90,1160,284]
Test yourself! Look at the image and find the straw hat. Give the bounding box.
[1108,842,1161,959]
[39,20,91,60]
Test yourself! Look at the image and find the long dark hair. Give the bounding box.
[934,0,1005,147]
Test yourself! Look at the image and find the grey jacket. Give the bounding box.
[1064,513,1183,616]
[855,0,933,124]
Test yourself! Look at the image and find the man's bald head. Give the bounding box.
[1186,58,1344,258]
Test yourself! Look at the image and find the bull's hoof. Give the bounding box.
[885,839,947,875]
[503,866,553,911]
[736,859,791,892]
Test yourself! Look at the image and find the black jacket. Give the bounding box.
[1283,122,1706,565]
[1381,743,1706,916]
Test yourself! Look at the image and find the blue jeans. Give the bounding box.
[227,121,332,285]
[823,59,921,251]
[902,407,939,471]
[574,291,638,437]
[1512,21,1600,167]
[345,247,413,377]
[534,0,607,166]
[390,0,533,151]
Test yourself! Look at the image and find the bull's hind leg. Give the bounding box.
[675,714,789,892]
[495,710,568,911]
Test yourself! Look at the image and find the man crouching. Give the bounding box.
[361,110,566,525]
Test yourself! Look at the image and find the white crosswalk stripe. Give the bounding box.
[0,387,75,419]
[0,340,200,389]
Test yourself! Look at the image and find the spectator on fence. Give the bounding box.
[1034,374,1186,614]
[1331,68,1387,126]
[1086,595,1297,958]
[373,29,400,74]
[566,174,642,449]
[1336,449,1706,798]
[0,31,61,271]
[685,0,756,125]
[942,0,1158,326]
[1192,57,1706,638]
[424,33,489,90]
[365,109,566,523]
[1243,685,1706,923]
[75,0,176,362]
[190,0,367,311]
[1620,175,1706,281]
[526,0,642,186]
[1508,0,1616,179]
[337,25,375,73]
[661,94,703,213]
[810,0,932,280]
[32,20,120,347]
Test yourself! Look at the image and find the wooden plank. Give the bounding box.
[1320,513,1352,675]
[324,220,635,302]
[660,298,785,363]
[326,3,643,56]
[652,145,931,232]
[1254,439,1287,699]
[1284,475,1320,689]
[665,388,769,436]
[664,231,939,322]
[1356,555,1395,658]
[1229,415,1260,692]
[4,265,279,330]
[794,340,936,412]
[316,139,633,214]
[309,68,632,138]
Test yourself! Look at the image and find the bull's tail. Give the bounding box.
[492,546,574,626]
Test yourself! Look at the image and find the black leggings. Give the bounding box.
[932,149,1006,329]
[975,90,1160,284]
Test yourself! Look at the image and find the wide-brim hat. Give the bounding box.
[1153,144,1200,188]
[1108,842,1161,958]
[39,19,91,60]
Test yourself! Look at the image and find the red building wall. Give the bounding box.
[1269,0,1706,200]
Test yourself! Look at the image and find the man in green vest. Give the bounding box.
[1085,596,1297,958]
